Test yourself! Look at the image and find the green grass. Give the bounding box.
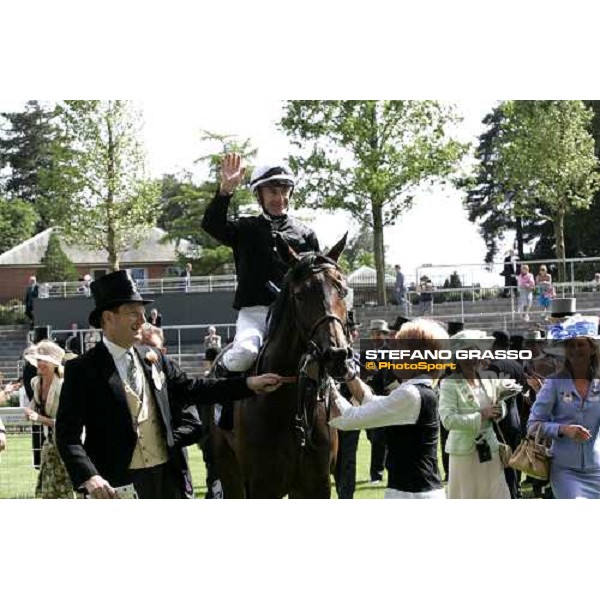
[1,431,392,499]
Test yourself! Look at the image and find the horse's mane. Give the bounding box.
[266,253,340,340]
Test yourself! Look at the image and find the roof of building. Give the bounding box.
[0,227,197,267]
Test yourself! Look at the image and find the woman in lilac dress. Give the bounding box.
[528,315,600,499]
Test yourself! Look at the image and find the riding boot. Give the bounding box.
[213,356,243,432]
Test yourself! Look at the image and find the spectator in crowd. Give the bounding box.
[22,341,43,469]
[56,270,282,499]
[201,153,320,377]
[528,315,600,499]
[500,249,518,298]
[517,264,535,321]
[24,275,39,326]
[147,308,163,328]
[333,311,362,499]
[64,322,83,355]
[330,318,449,499]
[84,329,102,352]
[488,330,527,498]
[364,319,392,484]
[439,330,522,499]
[182,263,193,291]
[535,264,554,316]
[589,272,600,292]
[394,265,405,308]
[23,340,73,498]
[77,274,92,297]
[204,326,222,352]
[140,323,202,499]
[417,277,434,315]
[0,415,6,453]
[521,329,558,498]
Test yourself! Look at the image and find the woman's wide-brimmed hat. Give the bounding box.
[369,319,390,333]
[24,340,65,368]
[89,270,152,328]
[547,315,600,342]
[450,329,495,352]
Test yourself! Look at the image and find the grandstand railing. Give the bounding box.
[32,323,237,363]
[36,274,238,299]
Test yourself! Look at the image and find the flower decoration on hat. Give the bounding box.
[547,316,600,341]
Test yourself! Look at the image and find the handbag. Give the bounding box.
[492,421,513,468]
[508,424,551,480]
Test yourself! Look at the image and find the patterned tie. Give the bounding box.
[126,350,142,397]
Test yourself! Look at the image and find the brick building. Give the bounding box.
[0,227,196,303]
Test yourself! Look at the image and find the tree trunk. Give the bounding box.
[372,201,387,305]
[106,106,119,272]
[554,209,566,283]
[515,216,524,258]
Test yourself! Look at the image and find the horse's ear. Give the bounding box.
[326,232,348,263]
[275,232,300,265]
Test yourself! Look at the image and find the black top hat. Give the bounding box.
[89,270,152,328]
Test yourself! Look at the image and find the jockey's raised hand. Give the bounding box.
[220,153,246,195]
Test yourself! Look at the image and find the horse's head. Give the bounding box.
[273,233,352,380]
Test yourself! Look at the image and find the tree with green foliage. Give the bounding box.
[43,101,159,271]
[0,196,39,254]
[280,101,468,304]
[157,132,257,275]
[459,106,544,262]
[36,231,78,282]
[443,271,462,288]
[0,101,58,231]
[493,101,600,281]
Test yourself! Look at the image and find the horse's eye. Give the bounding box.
[338,286,348,299]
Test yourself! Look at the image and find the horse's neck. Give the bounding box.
[262,316,305,373]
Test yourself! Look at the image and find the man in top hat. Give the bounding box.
[56,270,282,499]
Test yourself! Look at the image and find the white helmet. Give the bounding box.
[249,164,296,192]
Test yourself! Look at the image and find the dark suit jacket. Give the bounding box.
[487,359,526,448]
[24,284,39,311]
[56,341,250,490]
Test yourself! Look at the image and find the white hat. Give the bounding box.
[369,319,390,333]
[450,329,495,351]
[24,340,65,368]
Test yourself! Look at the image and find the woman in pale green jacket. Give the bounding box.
[439,330,522,499]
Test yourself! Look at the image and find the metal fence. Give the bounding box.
[37,275,238,299]
[0,303,27,326]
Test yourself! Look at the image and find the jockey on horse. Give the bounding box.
[201,153,321,419]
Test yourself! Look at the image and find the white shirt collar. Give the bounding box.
[103,337,132,362]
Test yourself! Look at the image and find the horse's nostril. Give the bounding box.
[325,347,349,364]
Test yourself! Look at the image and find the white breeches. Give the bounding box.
[222,306,269,372]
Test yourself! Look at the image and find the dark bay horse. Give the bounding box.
[212,234,353,498]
